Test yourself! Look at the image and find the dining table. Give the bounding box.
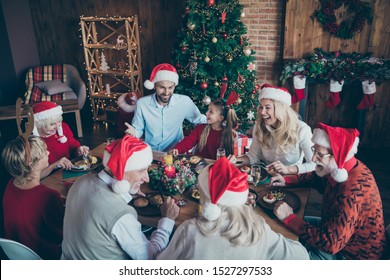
[41,142,311,241]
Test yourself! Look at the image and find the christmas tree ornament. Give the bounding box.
[292,76,307,103]
[255,84,261,91]
[239,36,243,45]
[181,45,188,52]
[212,37,218,43]
[207,0,215,7]
[222,33,228,40]
[243,47,251,56]
[357,80,376,110]
[214,81,220,86]
[237,75,245,83]
[252,89,257,94]
[325,79,344,108]
[185,7,190,14]
[200,82,208,90]
[175,63,181,69]
[222,76,228,82]
[204,56,210,63]
[187,22,196,30]
[226,91,239,106]
[226,54,233,62]
[237,97,242,104]
[202,95,211,105]
[241,12,245,18]
[220,80,228,99]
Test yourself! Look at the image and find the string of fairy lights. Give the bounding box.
[78,15,142,124]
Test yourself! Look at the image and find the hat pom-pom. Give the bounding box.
[144,80,154,90]
[331,168,348,182]
[112,180,130,194]
[202,201,222,221]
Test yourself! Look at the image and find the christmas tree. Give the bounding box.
[172,0,260,133]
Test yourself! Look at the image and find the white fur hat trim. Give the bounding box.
[144,70,179,90]
[259,87,291,106]
[34,105,63,121]
[311,128,331,149]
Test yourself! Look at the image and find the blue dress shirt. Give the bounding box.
[132,93,206,151]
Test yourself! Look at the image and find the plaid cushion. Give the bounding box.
[24,65,70,104]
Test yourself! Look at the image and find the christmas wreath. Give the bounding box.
[315,0,372,40]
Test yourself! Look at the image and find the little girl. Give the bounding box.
[170,99,238,159]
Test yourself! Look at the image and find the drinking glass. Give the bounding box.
[251,165,262,186]
[175,173,187,207]
[216,148,226,159]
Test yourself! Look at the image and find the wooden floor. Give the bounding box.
[78,118,390,226]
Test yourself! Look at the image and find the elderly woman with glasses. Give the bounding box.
[1,136,65,259]
[230,84,315,176]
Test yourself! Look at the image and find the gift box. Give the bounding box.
[234,134,249,156]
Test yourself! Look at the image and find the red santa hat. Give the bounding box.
[32,101,67,143]
[117,92,138,113]
[144,63,179,90]
[198,157,248,221]
[102,135,152,194]
[259,84,292,106]
[311,122,360,182]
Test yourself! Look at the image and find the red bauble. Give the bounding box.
[252,90,257,94]
[255,84,261,90]
[222,33,228,40]
[181,46,187,52]
[175,63,181,69]
[207,0,215,7]
[200,82,208,90]
[222,76,228,82]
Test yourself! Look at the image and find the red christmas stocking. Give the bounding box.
[292,76,306,103]
[325,79,344,108]
[357,81,376,110]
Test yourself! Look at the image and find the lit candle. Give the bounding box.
[164,166,176,178]
[164,154,173,166]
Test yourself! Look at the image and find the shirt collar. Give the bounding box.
[97,170,133,203]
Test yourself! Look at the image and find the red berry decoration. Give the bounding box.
[200,82,208,90]
[181,46,187,52]
[222,33,228,40]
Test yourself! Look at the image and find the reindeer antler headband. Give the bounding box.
[15,98,35,164]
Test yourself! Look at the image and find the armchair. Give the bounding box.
[24,64,86,110]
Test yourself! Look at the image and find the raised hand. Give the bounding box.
[124,122,136,136]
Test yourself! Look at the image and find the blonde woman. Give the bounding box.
[2,136,64,259]
[156,157,309,260]
[170,99,238,159]
[231,85,315,175]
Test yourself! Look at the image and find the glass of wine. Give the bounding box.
[251,165,262,186]
[175,173,187,207]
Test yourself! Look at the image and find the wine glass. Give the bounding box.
[175,173,187,207]
[251,165,262,186]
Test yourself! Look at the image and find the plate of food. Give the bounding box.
[70,155,102,171]
[129,192,173,216]
[176,154,208,174]
[257,187,300,212]
[246,189,257,207]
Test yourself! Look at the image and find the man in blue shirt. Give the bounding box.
[125,63,206,151]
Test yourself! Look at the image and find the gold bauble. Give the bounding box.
[212,37,218,43]
[226,54,233,62]
[204,56,210,63]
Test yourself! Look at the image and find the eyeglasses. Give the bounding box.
[311,146,332,160]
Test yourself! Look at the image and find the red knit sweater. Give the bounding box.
[42,122,80,164]
[3,179,65,259]
[284,158,387,259]
[173,124,222,160]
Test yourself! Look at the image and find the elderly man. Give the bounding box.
[157,157,309,260]
[61,135,179,260]
[271,122,387,260]
[125,63,206,152]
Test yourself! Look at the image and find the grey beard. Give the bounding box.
[314,158,338,177]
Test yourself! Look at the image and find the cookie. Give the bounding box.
[133,198,149,208]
